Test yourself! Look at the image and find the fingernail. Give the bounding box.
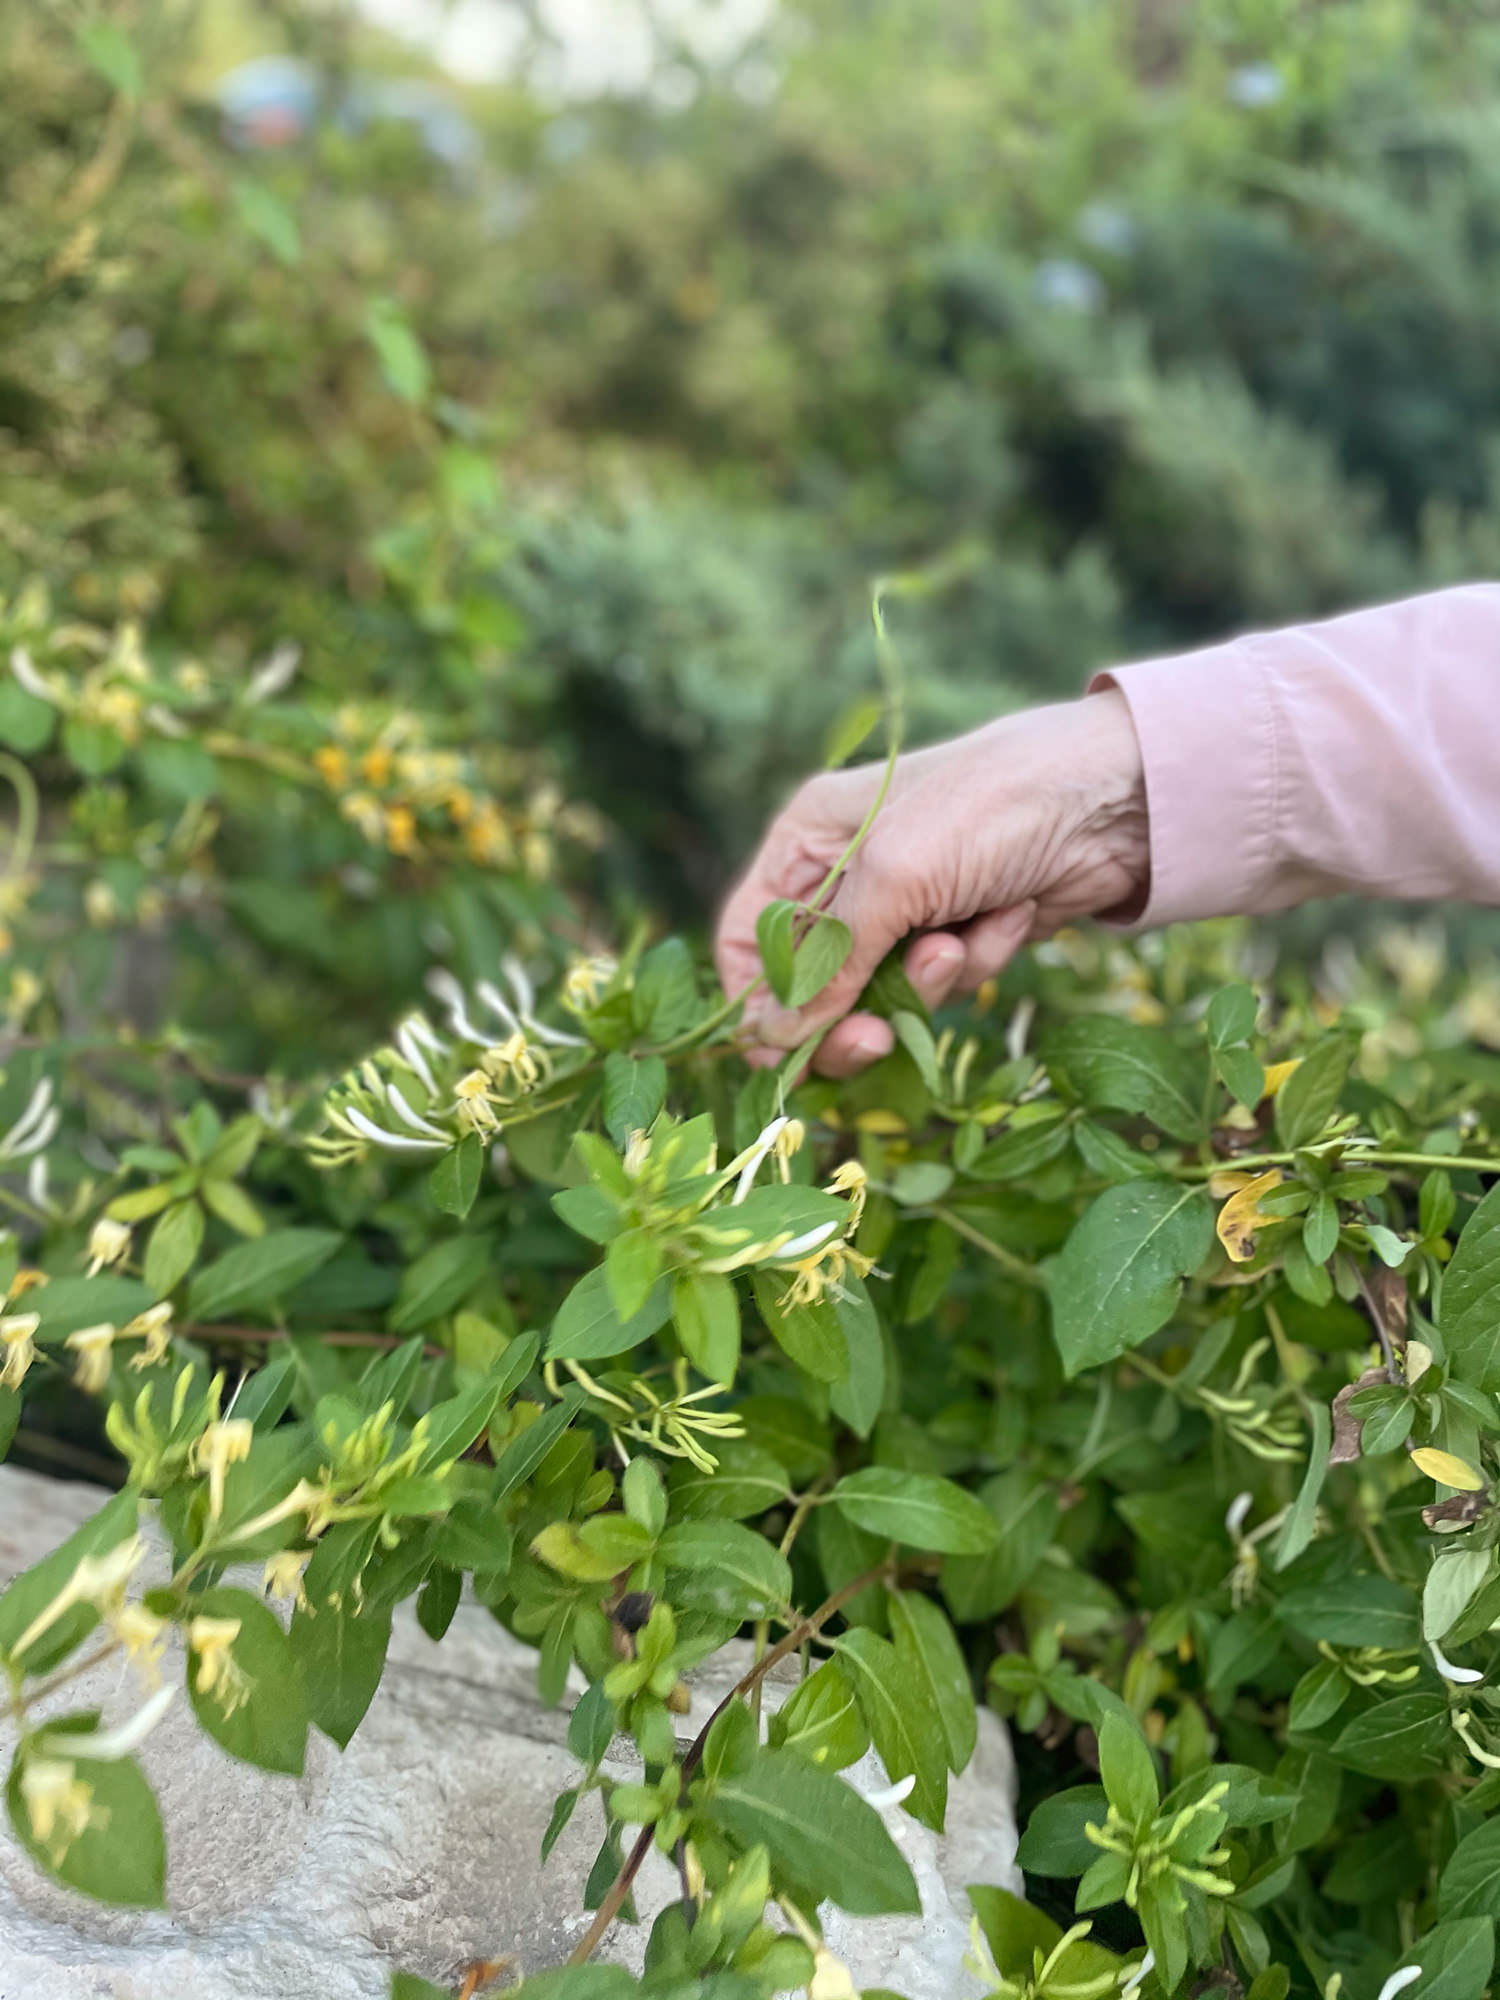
[913,940,964,1009]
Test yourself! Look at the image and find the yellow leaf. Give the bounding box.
[1405,1340,1434,1388]
[1215,1169,1285,1264]
[1410,1447,1486,1492]
[1208,1170,1253,1200]
[1261,1060,1301,1100]
[855,1110,907,1136]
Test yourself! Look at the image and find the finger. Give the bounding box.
[952,901,1037,990]
[811,1013,896,1079]
[903,931,966,1012]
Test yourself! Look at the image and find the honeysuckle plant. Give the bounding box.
[6,783,1500,2000]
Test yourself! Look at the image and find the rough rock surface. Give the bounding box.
[0,1465,1020,1998]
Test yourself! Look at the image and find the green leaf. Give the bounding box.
[823,693,884,768]
[941,1468,1059,1623]
[289,1600,393,1749]
[657,1521,792,1617]
[752,1271,847,1383]
[830,1468,998,1555]
[0,683,56,753]
[1015,1785,1109,1876]
[967,1885,1065,1975]
[604,1227,662,1323]
[186,1586,308,1775]
[415,1374,504,1470]
[668,1442,792,1522]
[1097,1712,1159,1824]
[672,1271,740,1385]
[200,1179,264,1239]
[569,1683,617,1769]
[1389,1920,1495,2000]
[1272,1401,1331,1572]
[389,1236,490,1333]
[602,1053,667,1147]
[0,1384,17,1463]
[62,715,125,775]
[631,938,700,1041]
[1045,1015,1208,1140]
[1331,1692,1452,1778]
[546,1265,672,1362]
[490,1388,586,1500]
[786,913,853,1008]
[144,1198,204,1297]
[1303,1192,1340,1264]
[1216,1045,1266,1110]
[77,19,142,97]
[7,1739,163,1906]
[429,1135,483,1220]
[835,1627,948,1830]
[0,1489,140,1675]
[891,1009,942,1094]
[828,1278,885,1438]
[704,1746,920,1915]
[1049,1181,1214,1376]
[755,900,799,1003]
[1287,1659,1350,1734]
[1277,1575,1420,1652]
[139,738,218,803]
[188,1228,342,1322]
[1275,1037,1351,1150]
[1442,1181,1500,1390]
[768,1658,869,1771]
[1207,983,1258,1048]
[232,178,301,265]
[32,1275,153,1342]
[622,1456,667,1537]
[887,1590,976,1775]
[366,297,431,405]
[1440,1818,1500,1921]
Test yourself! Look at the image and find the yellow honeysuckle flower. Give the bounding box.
[809,1949,859,2000]
[263,1549,312,1611]
[453,1069,501,1135]
[1215,1170,1285,1264]
[110,1601,169,1687]
[188,1616,250,1716]
[0,1312,39,1390]
[9,1267,48,1298]
[384,804,418,855]
[562,956,616,1011]
[66,1322,116,1393]
[20,1758,104,1866]
[784,1239,876,1309]
[359,744,393,787]
[313,743,349,789]
[190,1418,253,1519]
[123,1302,174,1370]
[86,1217,132,1275]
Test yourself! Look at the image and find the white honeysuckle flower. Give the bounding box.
[477,977,524,1038]
[25,1155,49,1210]
[859,1772,915,1812]
[86,1216,132,1274]
[0,1313,39,1391]
[1005,994,1036,1063]
[344,1105,446,1152]
[426,968,496,1047]
[1430,1640,1484,1686]
[394,1019,443,1095]
[731,1116,788,1203]
[66,1321,116,1392]
[1375,1970,1423,2000]
[45,1685,175,1763]
[0,1078,59,1162]
[10,647,61,706]
[1120,1948,1155,2000]
[776,1220,840,1260]
[246,640,301,704]
[501,954,585,1047]
[143,703,189,738]
[1225,1491,1254,1538]
[385,1084,449,1141]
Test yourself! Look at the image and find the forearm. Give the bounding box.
[1093,584,1500,924]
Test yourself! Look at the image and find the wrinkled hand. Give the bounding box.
[715,688,1149,1076]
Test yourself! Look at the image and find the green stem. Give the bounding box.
[565,1556,897,1967]
[928,1205,1048,1289]
[0,753,40,882]
[1172,1150,1499,1181]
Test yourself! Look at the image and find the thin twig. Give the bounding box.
[564,1556,897,1966]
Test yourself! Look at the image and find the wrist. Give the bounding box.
[1074,685,1151,918]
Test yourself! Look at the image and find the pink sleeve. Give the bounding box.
[1092,585,1500,926]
